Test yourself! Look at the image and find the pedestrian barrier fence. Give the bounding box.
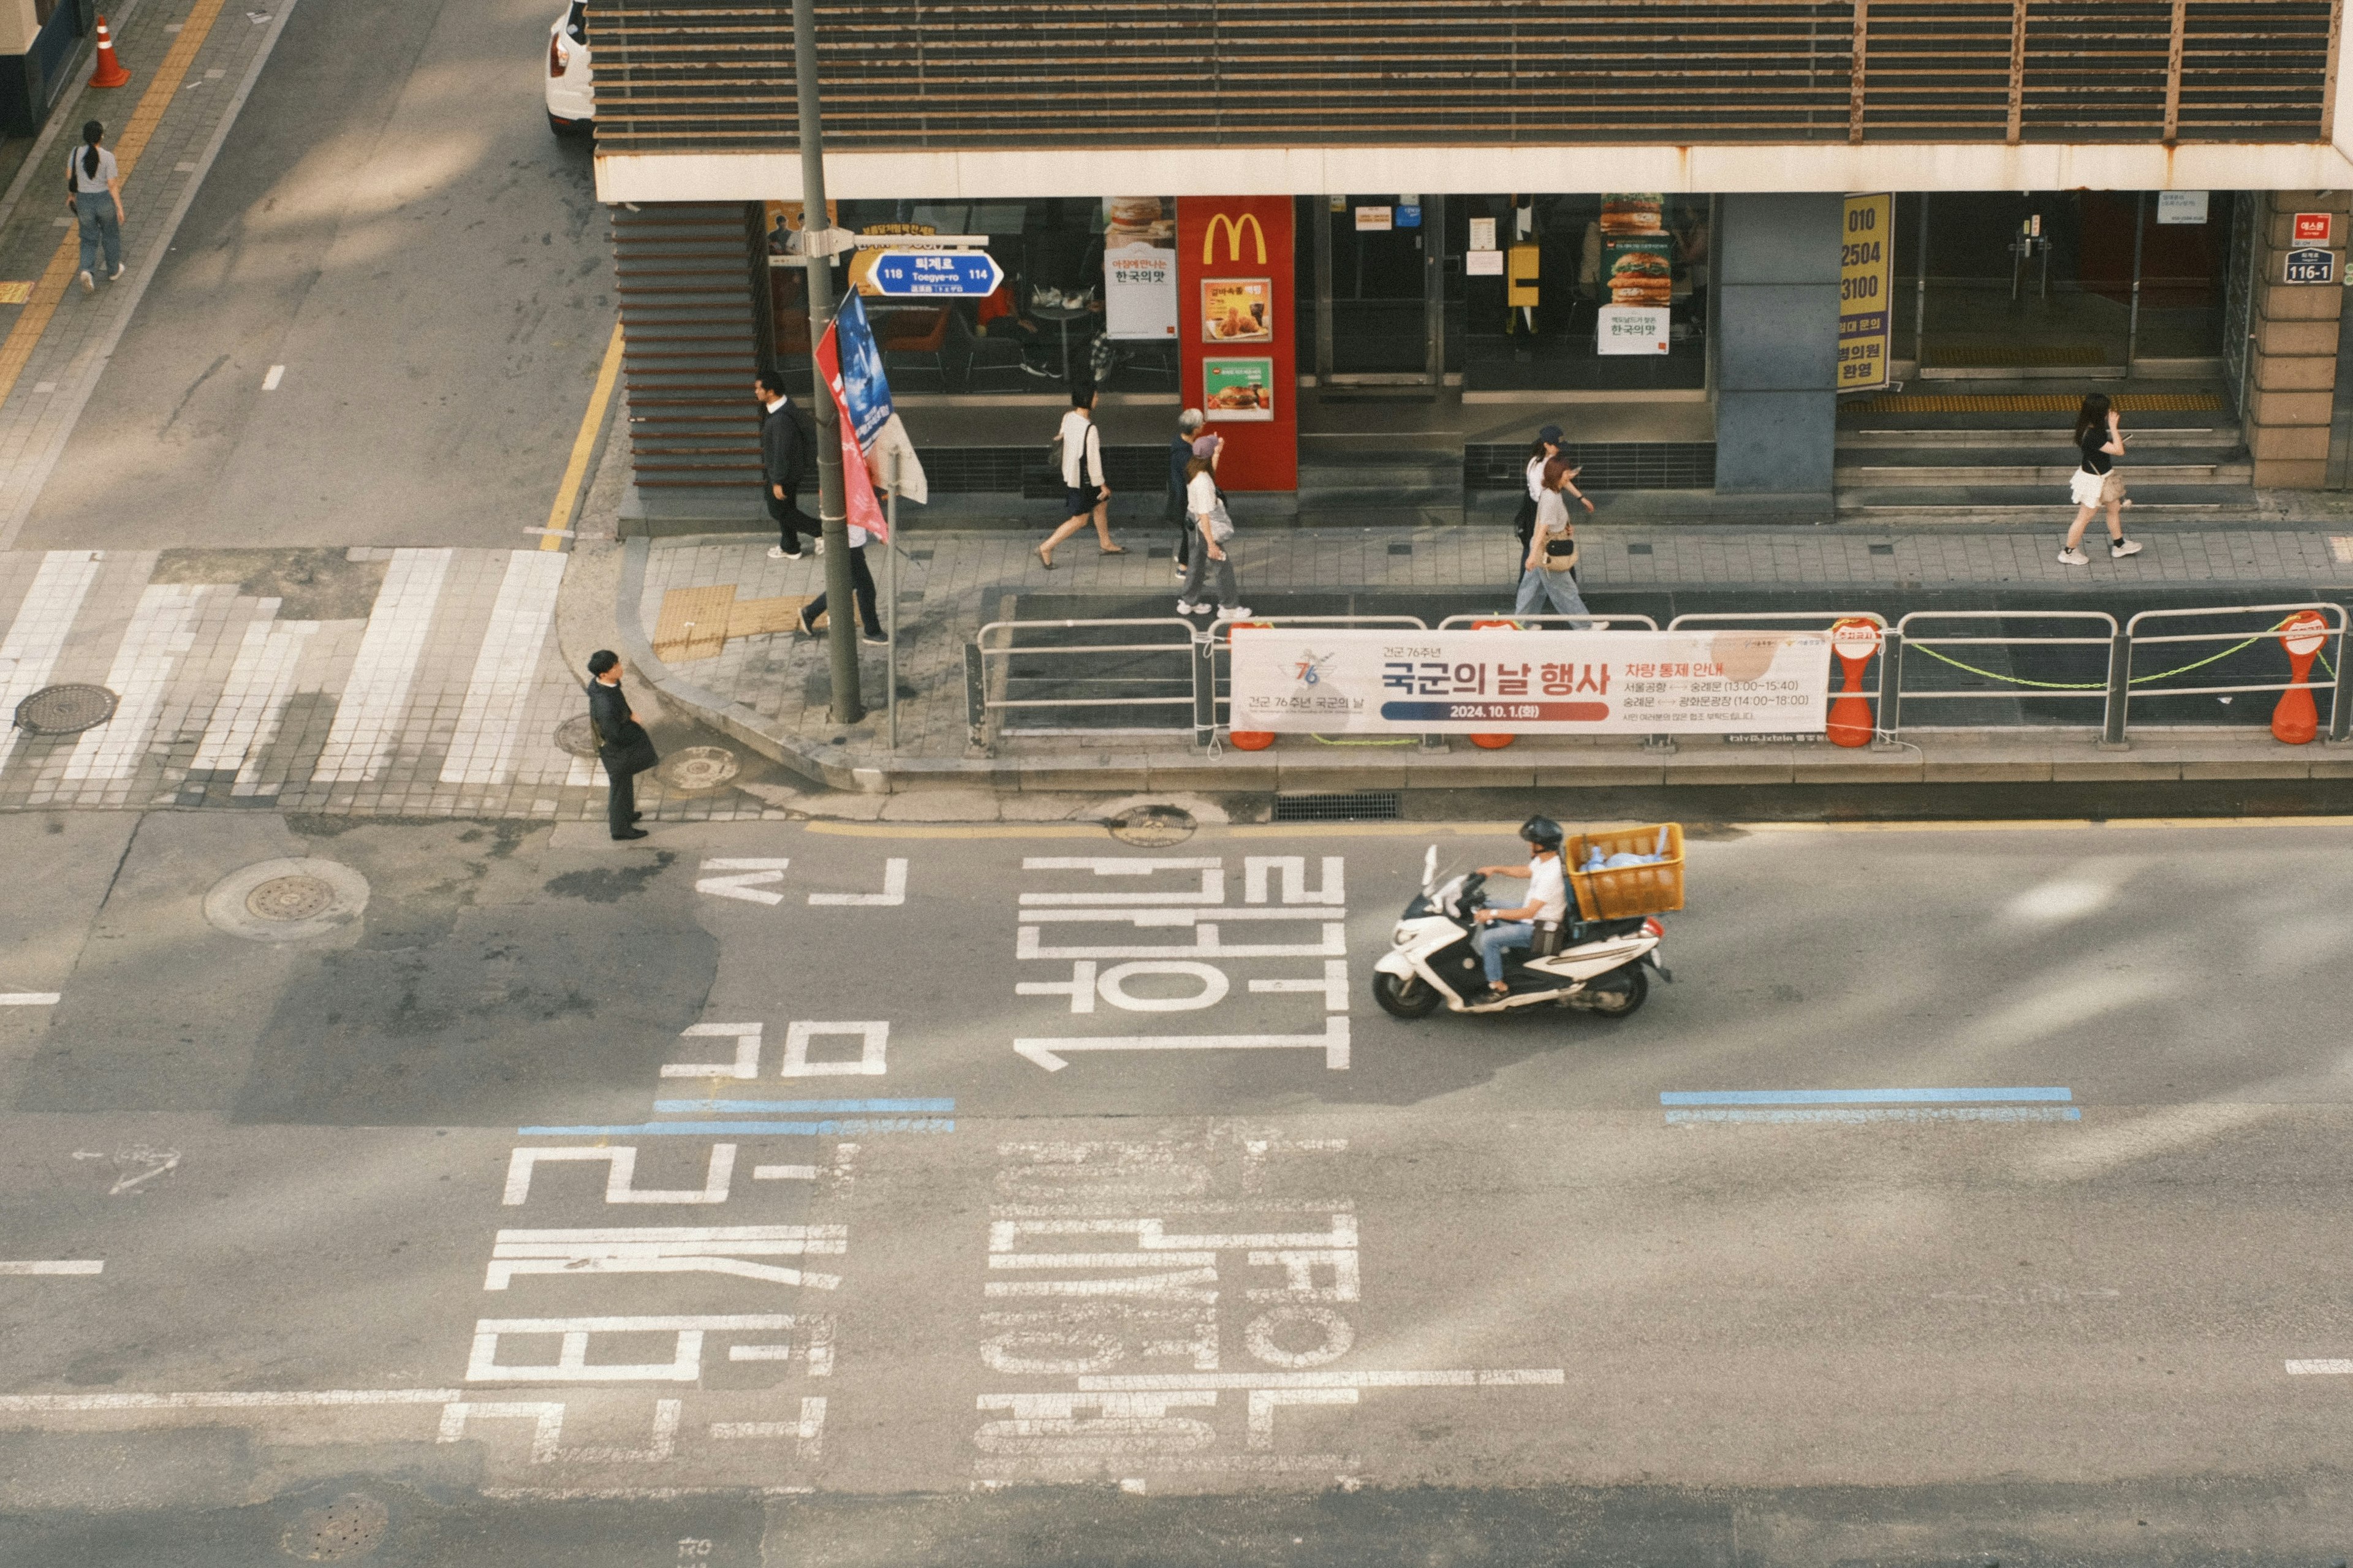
[964,602,2352,751]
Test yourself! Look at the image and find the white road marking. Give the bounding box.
[438,1400,565,1462]
[1018,914,1347,961]
[1249,960,1351,1011]
[1243,857,1346,905]
[662,1023,763,1080]
[63,583,202,781]
[781,1021,888,1078]
[1094,961,1229,1012]
[0,551,104,775]
[189,609,317,787]
[0,993,60,1005]
[1017,960,1097,1012]
[0,1389,462,1411]
[467,1314,795,1383]
[1075,1369,1566,1390]
[261,364,284,390]
[1015,1017,1350,1072]
[752,1164,819,1181]
[502,1145,737,1205]
[0,1260,102,1275]
[698,858,790,905]
[808,857,906,906]
[1248,1387,1356,1448]
[311,548,453,781]
[439,550,567,784]
[2287,1360,2353,1374]
[482,1225,847,1291]
[710,1397,825,1457]
[1021,859,1224,906]
[105,1147,179,1195]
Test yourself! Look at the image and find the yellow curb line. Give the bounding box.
[799,814,2353,841]
[542,320,624,550]
[0,0,229,408]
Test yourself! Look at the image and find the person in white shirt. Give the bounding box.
[1036,385,1125,567]
[795,521,885,646]
[67,121,123,294]
[1176,443,1249,619]
[1469,816,1571,998]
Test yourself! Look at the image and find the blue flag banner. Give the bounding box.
[833,294,895,451]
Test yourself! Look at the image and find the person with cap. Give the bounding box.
[585,651,657,841]
[1167,409,1206,578]
[1469,816,1571,999]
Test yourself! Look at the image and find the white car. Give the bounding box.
[545,2,591,135]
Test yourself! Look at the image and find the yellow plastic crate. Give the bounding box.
[1566,822,1685,920]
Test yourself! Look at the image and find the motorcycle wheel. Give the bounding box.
[1576,967,1648,1019]
[1372,970,1442,1019]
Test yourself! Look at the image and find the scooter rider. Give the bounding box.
[1469,816,1571,999]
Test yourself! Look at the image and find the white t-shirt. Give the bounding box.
[1525,854,1568,923]
[68,145,117,194]
[1525,455,1548,502]
[1186,471,1218,518]
[1059,410,1104,488]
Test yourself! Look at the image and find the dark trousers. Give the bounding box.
[806,543,882,636]
[767,486,816,551]
[1167,491,1192,569]
[602,754,638,835]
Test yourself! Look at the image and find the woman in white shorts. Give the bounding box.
[2060,392,2141,565]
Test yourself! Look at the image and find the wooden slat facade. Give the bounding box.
[586,0,2340,152]
[614,201,767,491]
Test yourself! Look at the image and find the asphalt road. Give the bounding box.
[6,809,2353,1564]
[14,0,612,552]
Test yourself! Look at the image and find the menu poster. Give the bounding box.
[1105,244,1179,340]
[1203,357,1274,422]
[1202,278,1271,343]
[1602,238,1673,308]
[1596,305,1669,355]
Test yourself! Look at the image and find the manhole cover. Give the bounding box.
[1107,805,1196,847]
[656,744,740,792]
[282,1491,389,1561]
[246,875,337,923]
[14,683,118,736]
[555,714,601,758]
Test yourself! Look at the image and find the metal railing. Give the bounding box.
[963,600,2353,752]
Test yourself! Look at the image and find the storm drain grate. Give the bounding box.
[1624,543,1653,555]
[1273,791,1401,823]
[14,683,117,735]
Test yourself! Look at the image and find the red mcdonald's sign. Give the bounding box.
[1176,197,1296,492]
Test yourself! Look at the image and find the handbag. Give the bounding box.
[607,729,659,778]
[1207,497,1236,543]
[1511,492,1538,547]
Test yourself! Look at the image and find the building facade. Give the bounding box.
[586,0,2353,530]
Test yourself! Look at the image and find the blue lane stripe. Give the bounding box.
[653,1099,955,1114]
[1660,1086,2072,1107]
[1667,1106,2082,1125]
[518,1119,953,1137]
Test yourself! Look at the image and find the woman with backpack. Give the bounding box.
[67,121,123,294]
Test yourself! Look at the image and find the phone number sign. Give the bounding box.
[1229,627,1833,735]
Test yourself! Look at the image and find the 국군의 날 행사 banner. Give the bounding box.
[1229,627,1833,735]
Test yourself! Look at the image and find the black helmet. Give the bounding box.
[1519,815,1564,852]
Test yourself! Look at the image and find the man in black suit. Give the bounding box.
[586,650,655,841]
[757,367,814,560]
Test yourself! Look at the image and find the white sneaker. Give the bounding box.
[107,263,123,281]
[1175,600,1200,615]
[2056,547,2089,566]
[77,270,93,293]
[2110,538,2143,559]
[1215,605,1253,621]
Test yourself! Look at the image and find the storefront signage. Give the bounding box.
[1469,216,1496,251]
[864,249,1002,297]
[1838,192,1893,391]
[1203,357,1274,421]
[2284,246,2336,284]
[2294,211,2333,243]
[1355,205,1393,232]
[2156,191,2210,225]
[1395,205,1422,229]
[1104,244,1178,339]
[1202,279,1271,343]
[1466,250,1503,276]
[1596,306,1669,355]
[1228,627,1833,736]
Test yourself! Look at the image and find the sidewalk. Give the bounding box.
[619,519,2353,797]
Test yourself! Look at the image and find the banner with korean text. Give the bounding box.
[1229,627,1833,735]
[1838,192,1893,392]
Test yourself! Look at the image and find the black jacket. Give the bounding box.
[588,679,646,755]
[761,400,809,488]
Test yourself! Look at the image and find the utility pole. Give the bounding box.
[793,0,861,724]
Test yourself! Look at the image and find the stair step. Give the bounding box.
[1836,483,2260,515]
[1838,425,2236,449]
[1841,465,2240,485]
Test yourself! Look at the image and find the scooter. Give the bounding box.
[1371,846,1671,1020]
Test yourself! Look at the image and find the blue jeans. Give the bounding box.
[77,201,120,278]
[1474,918,1534,985]
[1513,563,1593,626]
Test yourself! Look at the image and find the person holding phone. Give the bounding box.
[2061,392,2142,564]
[1511,457,1595,627]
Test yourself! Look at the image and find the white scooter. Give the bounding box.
[1371,846,1670,1019]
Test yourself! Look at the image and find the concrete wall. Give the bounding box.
[2245,189,2347,490]
[1713,193,1841,506]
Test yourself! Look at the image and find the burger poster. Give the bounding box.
[1203,357,1275,421]
[1599,233,1673,354]
[1202,278,1271,342]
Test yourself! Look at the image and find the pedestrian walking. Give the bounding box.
[1167,408,1205,579]
[796,520,887,646]
[1176,452,1249,620]
[2060,392,2142,564]
[66,121,122,295]
[1513,424,1561,560]
[757,368,816,560]
[585,650,656,841]
[1512,456,1595,626]
[1036,385,1124,567]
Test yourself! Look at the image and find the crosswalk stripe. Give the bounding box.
[191,611,318,786]
[0,551,103,776]
[311,548,453,783]
[440,551,567,784]
[62,583,202,782]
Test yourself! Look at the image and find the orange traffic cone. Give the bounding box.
[88,17,131,88]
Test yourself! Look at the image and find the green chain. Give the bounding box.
[1904,614,2337,693]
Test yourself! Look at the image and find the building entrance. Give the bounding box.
[1312,195,1445,385]
[1909,191,2227,377]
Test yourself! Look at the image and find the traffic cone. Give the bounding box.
[88,17,130,88]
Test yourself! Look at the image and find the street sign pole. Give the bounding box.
[887,450,900,751]
[793,0,861,725]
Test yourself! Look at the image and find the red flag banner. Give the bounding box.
[814,320,889,542]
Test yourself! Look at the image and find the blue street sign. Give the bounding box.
[2284,246,2336,284]
[866,249,1004,297]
